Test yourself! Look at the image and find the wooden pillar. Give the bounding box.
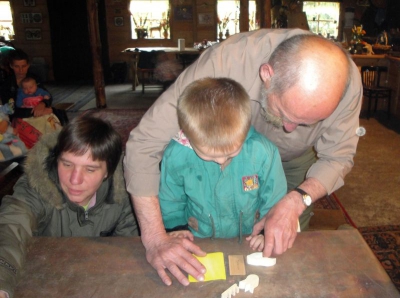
[261,0,272,28]
[240,0,249,32]
[87,0,107,108]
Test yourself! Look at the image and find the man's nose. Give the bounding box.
[283,121,298,132]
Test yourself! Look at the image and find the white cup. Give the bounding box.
[178,39,185,51]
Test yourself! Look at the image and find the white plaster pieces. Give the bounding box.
[221,283,239,298]
[220,274,260,298]
[246,252,277,267]
[238,274,260,293]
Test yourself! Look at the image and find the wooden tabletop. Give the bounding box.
[14,230,398,297]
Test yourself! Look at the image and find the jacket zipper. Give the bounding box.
[85,210,89,221]
[239,211,243,243]
[209,214,215,239]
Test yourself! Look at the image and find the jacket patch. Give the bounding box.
[242,175,259,191]
[0,258,17,275]
[188,217,199,231]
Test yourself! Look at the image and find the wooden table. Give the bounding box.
[122,47,200,91]
[14,230,399,297]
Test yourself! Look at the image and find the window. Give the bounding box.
[0,1,14,40]
[217,0,257,38]
[129,0,170,39]
[303,2,340,39]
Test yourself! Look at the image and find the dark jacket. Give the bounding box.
[0,132,139,298]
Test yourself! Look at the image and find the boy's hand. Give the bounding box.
[246,234,264,251]
[168,230,194,240]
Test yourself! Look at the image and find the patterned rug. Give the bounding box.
[359,225,400,292]
[81,108,149,149]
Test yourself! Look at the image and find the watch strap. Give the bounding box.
[293,187,312,206]
[294,187,307,196]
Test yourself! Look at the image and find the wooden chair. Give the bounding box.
[137,50,162,94]
[361,66,392,119]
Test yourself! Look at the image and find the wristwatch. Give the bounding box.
[293,188,312,206]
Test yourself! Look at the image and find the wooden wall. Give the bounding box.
[8,0,371,82]
[105,0,218,68]
[10,0,53,80]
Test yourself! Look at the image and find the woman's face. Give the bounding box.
[10,59,30,81]
[57,150,108,207]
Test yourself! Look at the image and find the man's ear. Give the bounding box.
[259,64,274,86]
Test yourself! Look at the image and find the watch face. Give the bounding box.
[304,195,312,206]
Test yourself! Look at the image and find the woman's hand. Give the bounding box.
[32,102,52,117]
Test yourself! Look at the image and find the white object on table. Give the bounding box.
[246,252,276,267]
[221,283,239,298]
[239,274,260,293]
[178,39,185,51]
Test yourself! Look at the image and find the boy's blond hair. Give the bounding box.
[177,77,251,153]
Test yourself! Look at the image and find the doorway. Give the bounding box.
[47,0,110,83]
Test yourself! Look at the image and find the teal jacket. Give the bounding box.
[159,126,287,239]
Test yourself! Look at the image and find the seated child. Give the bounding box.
[159,77,287,251]
[0,98,14,115]
[16,76,51,108]
[0,112,27,161]
[13,77,61,149]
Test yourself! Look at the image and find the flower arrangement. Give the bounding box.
[351,25,366,44]
[217,13,231,32]
[160,10,170,31]
[132,14,148,29]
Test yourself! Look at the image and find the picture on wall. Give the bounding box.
[174,6,193,21]
[25,28,41,40]
[198,13,214,26]
[23,0,35,6]
[114,17,124,26]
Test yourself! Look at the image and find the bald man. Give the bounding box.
[124,29,362,286]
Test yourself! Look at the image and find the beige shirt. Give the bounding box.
[123,28,362,197]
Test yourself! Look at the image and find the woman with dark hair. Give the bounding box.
[0,116,139,298]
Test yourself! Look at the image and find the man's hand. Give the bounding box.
[251,192,304,258]
[145,232,206,286]
[131,195,206,286]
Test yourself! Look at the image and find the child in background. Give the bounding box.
[0,98,14,115]
[159,77,287,251]
[16,76,51,108]
[13,76,60,149]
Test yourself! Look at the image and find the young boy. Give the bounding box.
[159,77,287,251]
[16,76,51,108]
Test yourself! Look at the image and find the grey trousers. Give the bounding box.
[282,148,317,231]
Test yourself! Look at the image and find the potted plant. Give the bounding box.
[132,14,148,39]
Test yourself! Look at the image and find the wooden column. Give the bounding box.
[261,0,272,28]
[240,0,249,32]
[87,0,107,108]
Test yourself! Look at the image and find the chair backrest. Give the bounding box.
[361,66,388,88]
[137,50,163,70]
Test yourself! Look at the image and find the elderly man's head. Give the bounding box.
[259,34,351,132]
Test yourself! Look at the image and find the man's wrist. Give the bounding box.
[293,188,312,207]
[287,191,307,215]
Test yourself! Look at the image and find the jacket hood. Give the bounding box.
[24,131,128,209]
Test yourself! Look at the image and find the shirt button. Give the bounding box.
[356,126,366,136]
